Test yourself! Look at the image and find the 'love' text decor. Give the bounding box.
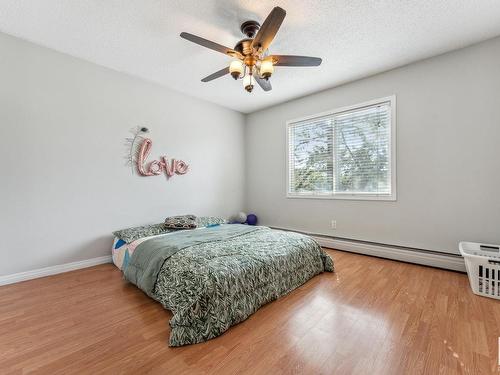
[137,138,189,178]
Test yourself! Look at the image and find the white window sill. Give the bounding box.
[286,193,397,201]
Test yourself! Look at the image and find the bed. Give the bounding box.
[112,223,333,347]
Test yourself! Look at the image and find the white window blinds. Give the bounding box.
[287,98,395,200]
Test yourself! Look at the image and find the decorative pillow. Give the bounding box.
[164,214,198,229]
[113,223,174,244]
[195,216,227,227]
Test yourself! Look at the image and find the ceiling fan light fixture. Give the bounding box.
[181,6,322,93]
[229,60,244,79]
[243,74,254,92]
[260,60,274,80]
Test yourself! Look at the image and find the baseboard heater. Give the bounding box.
[271,226,466,272]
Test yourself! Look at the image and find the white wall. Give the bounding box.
[0,32,245,275]
[3,31,500,276]
[245,37,500,254]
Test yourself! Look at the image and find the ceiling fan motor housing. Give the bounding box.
[240,20,260,38]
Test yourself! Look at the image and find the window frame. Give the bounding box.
[286,95,397,201]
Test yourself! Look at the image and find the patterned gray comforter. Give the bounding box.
[146,227,333,346]
[139,225,334,346]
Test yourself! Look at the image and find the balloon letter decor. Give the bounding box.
[137,138,189,179]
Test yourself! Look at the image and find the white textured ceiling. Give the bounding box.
[1,1,500,113]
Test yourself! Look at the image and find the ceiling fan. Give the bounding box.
[180,6,322,93]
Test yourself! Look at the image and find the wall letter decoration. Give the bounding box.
[137,138,189,179]
[124,127,189,180]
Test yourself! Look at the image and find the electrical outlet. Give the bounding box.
[331,220,337,230]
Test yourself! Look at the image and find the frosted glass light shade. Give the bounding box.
[260,60,274,79]
[229,60,244,79]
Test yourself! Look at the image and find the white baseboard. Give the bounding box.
[313,236,466,272]
[0,255,112,286]
[271,226,466,272]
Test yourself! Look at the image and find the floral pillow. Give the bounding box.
[195,216,227,227]
[113,223,174,244]
[164,214,198,229]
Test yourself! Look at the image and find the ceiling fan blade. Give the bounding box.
[268,55,322,66]
[251,7,286,52]
[201,67,230,82]
[255,76,272,91]
[180,32,242,59]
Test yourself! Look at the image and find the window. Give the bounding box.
[287,96,396,200]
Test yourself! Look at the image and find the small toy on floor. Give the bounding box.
[229,212,258,225]
[246,214,257,226]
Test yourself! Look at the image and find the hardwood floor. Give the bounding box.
[1,249,499,374]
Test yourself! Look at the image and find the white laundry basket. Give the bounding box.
[459,242,500,299]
